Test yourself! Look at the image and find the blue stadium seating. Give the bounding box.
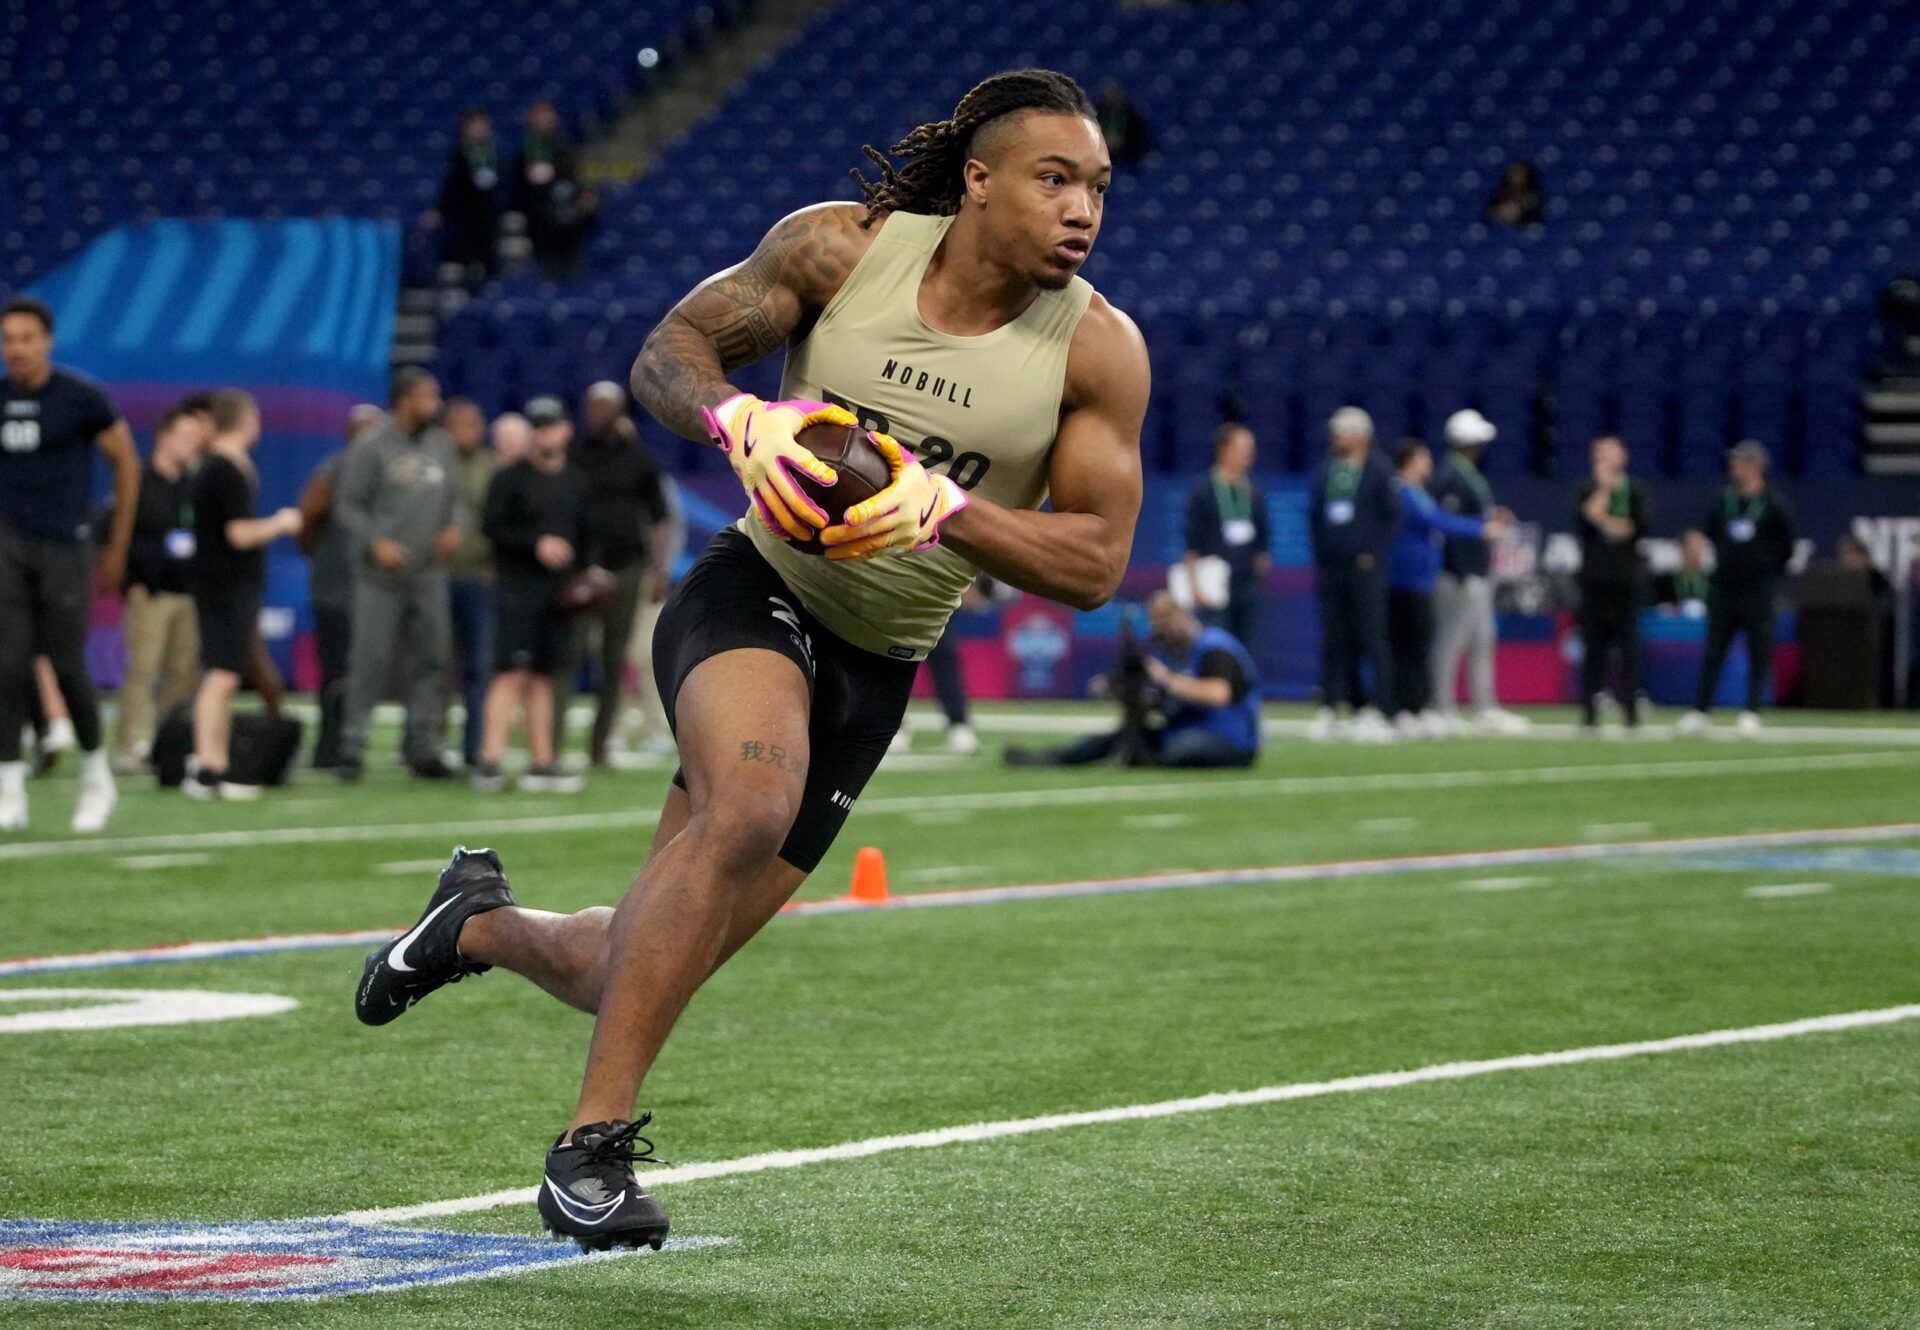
[5,0,1917,476]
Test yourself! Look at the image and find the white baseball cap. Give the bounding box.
[1445,408,1497,446]
[1328,405,1374,436]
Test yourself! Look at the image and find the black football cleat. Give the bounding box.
[355,846,516,1026]
[538,1116,672,1252]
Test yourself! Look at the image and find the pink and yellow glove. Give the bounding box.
[821,433,970,561]
[702,394,845,542]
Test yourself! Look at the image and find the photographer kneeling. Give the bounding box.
[1005,592,1260,769]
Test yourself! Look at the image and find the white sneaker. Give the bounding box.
[71,755,117,833]
[0,762,26,832]
[1394,711,1426,740]
[1477,708,1532,736]
[1736,710,1763,738]
[1676,710,1711,738]
[43,716,76,755]
[1351,708,1399,743]
[945,723,980,756]
[219,781,263,801]
[887,729,912,756]
[1306,707,1338,742]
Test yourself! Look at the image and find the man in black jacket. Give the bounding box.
[547,384,670,767]
[1308,406,1399,741]
[474,399,588,793]
[114,404,206,770]
[1573,435,1649,731]
[1678,441,1796,736]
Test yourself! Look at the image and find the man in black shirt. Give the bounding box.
[186,391,303,798]
[114,403,207,770]
[475,401,588,792]
[1678,441,1797,736]
[1573,435,1650,730]
[1182,422,1272,650]
[1307,406,1399,741]
[552,384,670,767]
[0,296,141,833]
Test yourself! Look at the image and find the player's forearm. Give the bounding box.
[105,454,139,561]
[630,313,737,443]
[941,501,1126,612]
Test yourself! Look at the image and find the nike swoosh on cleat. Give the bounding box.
[387,894,463,974]
[542,1176,625,1226]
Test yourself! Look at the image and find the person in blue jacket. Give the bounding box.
[1386,439,1506,731]
[1003,592,1260,769]
[1307,407,1400,740]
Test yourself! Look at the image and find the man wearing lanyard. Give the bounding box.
[1308,407,1399,742]
[1573,436,1650,732]
[1430,408,1528,734]
[1678,441,1795,737]
[1182,422,1272,650]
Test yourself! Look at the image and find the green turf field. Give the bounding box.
[4,704,1919,1326]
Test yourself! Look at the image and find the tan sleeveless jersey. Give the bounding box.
[741,210,1094,659]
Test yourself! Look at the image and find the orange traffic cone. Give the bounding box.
[849,846,889,904]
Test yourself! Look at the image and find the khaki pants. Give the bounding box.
[119,585,200,759]
[622,591,670,741]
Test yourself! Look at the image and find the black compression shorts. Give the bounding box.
[652,528,916,873]
[194,589,261,675]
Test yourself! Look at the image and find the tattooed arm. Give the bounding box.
[631,202,876,441]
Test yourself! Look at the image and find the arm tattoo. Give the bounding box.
[739,739,806,777]
[631,206,868,441]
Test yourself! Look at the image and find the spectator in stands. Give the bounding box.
[474,397,587,793]
[1095,80,1151,166]
[1573,436,1649,732]
[294,404,382,769]
[1005,592,1258,768]
[1678,441,1797,737]
[551,382,670,767]
[186,390,302,799]
[114,404,208,772]
[334,368,461,783]
[0,294,138,834]
[1387,439,1505,736]
[1430,409,1527,734]
[443,396,498,769]
[1183,422,1272,650]
[1485,161,1546,227]
[1653,529,1712,614]
[1308,407,1398,742]
[513,100,598,281]
[491,410,530,465]
[434,107,503,282]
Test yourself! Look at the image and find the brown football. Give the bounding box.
[784,419,895,556]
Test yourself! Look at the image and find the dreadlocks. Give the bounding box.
[853,69,1096,226]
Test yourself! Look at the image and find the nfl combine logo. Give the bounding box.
[0,1219,716,1303]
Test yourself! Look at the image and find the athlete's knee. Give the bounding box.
[686,790,797,874]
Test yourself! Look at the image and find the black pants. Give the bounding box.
[1386,588,1434,717]
[1579,582,1642,726]
[1695,587,1775,711]
[1317,563,1391,709]
[1047,726,1256,769]
[311,601,352,767]
[0,519,102,763]
[925,633,969,727]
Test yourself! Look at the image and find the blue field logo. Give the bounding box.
[0,1218,721,1302]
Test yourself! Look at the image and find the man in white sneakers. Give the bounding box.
[0,296,141,833]
[1430,409,1529,735]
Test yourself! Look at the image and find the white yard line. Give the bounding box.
[375,859,456,875]
[114,853,213,870]
[9,821,1920,977]
[1,750,1911,864]
[328,1002,1920,1226]
[1745,882,1834,898]
[1459,876,1544,892]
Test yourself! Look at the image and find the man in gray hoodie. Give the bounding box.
[334,368,461,781]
